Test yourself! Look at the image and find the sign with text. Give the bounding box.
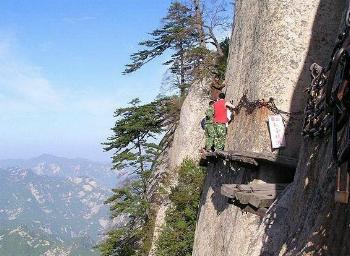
[268,115,286,149]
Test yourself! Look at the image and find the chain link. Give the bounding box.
[302,63,332,137]
[302,22,350,139]
[232,93,302,122]
[301,5,350,202]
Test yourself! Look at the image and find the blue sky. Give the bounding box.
[0,0,173,162]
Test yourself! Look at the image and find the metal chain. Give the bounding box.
[302,7,350,173]
[227,4,350,131]
[232,93,302,122]
[302,24,350,139]
[302,63,331,137]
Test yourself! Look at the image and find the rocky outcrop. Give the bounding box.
[193,1,348,255]
[148,80,209,255]
[167,81,209,169]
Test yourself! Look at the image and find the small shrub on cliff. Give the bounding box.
[155,159,205,256]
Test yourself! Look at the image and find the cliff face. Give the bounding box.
[193,1,348,255]
[224,0,344,159]
[148,80,209,255]
[167,81,209,169]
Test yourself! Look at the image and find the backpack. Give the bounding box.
[200,118,206,130]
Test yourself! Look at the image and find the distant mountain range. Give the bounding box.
[0,225,97,256]
[0,154,125,188]
[0,154,130,255]
[0,167,119,255]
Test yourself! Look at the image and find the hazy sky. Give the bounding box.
[0,0,173,162]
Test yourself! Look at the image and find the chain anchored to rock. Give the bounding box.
[302,7,350,203]
[232,92,302,122]
[301,63,331,138]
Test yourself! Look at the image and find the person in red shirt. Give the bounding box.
[213,92,234,150]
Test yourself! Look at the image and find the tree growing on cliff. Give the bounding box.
[214,37,230,80]
[123,1,198,96]
[99,2,233,254]
[124,0,232,97]
[98,98,169,256]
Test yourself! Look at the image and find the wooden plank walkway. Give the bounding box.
[221,183,289,216]
[205,151,258,166]
[204,150,298,169]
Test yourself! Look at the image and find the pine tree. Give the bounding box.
[213,37,230,80]
[123,1,199,96]
[98,2,233,254]
[124,0,232,96]
[98,98,169,256]
[193,0,206,48]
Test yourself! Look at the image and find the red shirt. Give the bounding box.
[213,99,228,124]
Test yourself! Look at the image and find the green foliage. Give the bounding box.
[123,2,197,74]
[124,1,206,96]
[99,1,232,254]
[155,159,205,256]
[104,98,167,171]
[214,37,230,80]
[98,98,170,256]
[124,1,232,97]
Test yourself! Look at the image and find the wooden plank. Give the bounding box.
[234,183,288,192]
[221,183,288,199]
[205,151,258,166]
[234,191,254,204]
[221,184,239,198]
[249,193,277,208]
[222,183,286,208]
[215,150,298,169]
[243,205,267,217]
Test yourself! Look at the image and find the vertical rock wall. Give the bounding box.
[193,0,347,255]
[167,81,209,170]
[225,0,344,160]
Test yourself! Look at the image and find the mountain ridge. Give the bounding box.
[0,166,116,255]
[0,154,122,188]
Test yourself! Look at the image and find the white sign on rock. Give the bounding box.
[268,115,286,149]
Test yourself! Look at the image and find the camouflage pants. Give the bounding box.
[214,123,227,150]
[205,123,215,150]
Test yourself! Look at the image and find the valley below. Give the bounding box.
[0,155,123,256]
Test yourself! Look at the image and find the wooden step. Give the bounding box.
[234,190,277,208]
[221,183,289,210]
[243,205,267,217]
[221,183,288,198]
[249,193,276,208]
